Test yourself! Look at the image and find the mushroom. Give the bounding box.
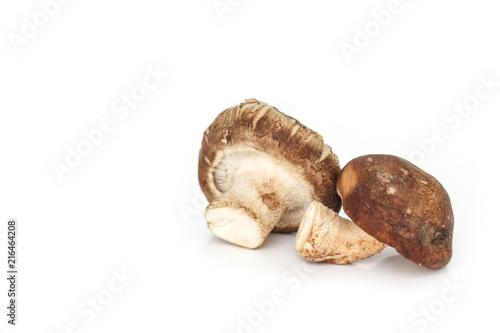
[337,155,454,269]
[295,201,386,264]
[199,99,341,249]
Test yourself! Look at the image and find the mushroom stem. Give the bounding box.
[295,201,386,264]
[205,174,289,249]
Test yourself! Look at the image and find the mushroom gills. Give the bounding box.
[205,146,312,249]
[295,201,386,264]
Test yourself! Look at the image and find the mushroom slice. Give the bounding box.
[199,99,341,249]
[296,201,386,264]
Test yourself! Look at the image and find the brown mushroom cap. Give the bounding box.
[337,154,454,269]
[199,99,341,235]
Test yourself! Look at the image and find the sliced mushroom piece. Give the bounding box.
[337,154,454,269]
[199,99,341,249]
[295,201,386,264]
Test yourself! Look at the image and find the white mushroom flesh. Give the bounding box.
[205,146,313,249]
[295,201,386,264]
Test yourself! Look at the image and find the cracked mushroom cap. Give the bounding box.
[337,154,454,269]
[199,99,341,248]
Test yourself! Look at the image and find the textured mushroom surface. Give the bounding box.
[337,154,454,269]
[296,201,386,264]
[199,99,341,248]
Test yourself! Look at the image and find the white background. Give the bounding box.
[1,1,499,332]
